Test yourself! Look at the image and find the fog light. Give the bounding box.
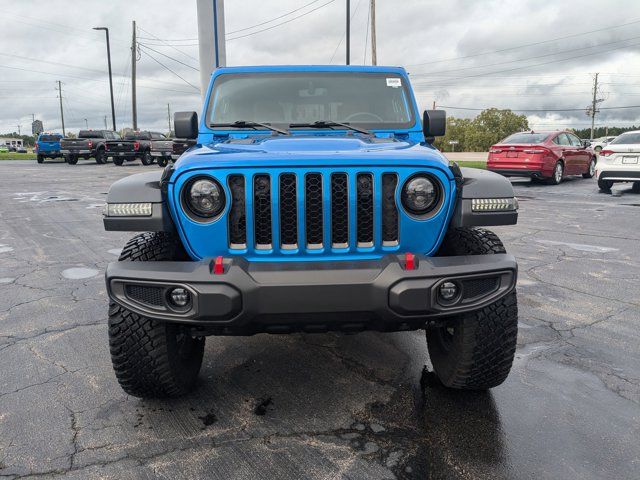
[169,287,190,308]
[439,282,458,301]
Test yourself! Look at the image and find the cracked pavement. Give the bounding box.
[0,160,639,479]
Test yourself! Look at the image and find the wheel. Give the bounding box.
[583,157,596,178]
[427,227,518,390]
[594,146,602,153]
[113,156,124,166]
[94,148,106,164]
[66,155,78,165]
[157,157,168,168]
[633,182,640,193]
[108,232,205,398]
[36,155,44,164]
[547,160,563,185]
[598,178,613,192]
[141,150,154,166]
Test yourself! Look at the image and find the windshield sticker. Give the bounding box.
[386,78,402,88]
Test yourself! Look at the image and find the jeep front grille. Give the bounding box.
[227,172,399,253]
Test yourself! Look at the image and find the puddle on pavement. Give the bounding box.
[61,267,99,280]
[0,245,14,254]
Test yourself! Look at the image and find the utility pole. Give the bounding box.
[104,115,108,129]
[589,73,600,141]
[17,125,21,135]
[370,0,377,65]
[31,113,35,123]
[346,0,350,65]
[93,27,116,131]
[131,20,138,130]
[432,100,436,110]
[167,103,172,134]
[57,81,66,137]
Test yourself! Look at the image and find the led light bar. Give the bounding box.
[471,197,519,212]
[105,203,153,217]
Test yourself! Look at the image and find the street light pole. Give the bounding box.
[93,27,117,132]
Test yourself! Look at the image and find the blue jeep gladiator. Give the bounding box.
[103,65,519,398]
[35,133,64,163]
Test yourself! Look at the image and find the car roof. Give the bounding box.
[213,65,408,75]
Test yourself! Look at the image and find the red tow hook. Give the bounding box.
[210,256,225,275]
[404,252,417,270]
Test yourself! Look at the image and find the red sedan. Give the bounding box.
[487,131,596,184]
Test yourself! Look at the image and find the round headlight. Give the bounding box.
[401,175,439,214]
[184,178,225,218]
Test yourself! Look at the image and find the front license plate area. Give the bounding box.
[622,156,638,164]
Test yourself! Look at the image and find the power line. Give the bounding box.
[137,26,199,62]
[227,0,337,41]
[138,43,199,71]
[139,49,199,91]
[406,18,640,67]
[226,0,325,35]
[412,34,640,77]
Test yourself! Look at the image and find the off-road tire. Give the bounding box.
[66,155,78,165]
[141,150,154,166]
[113,156,124,166]
[36,155,44,164]
[632,182,640,193]
[95,148,106,164]
[427,227,518,390]
[547,160,563,185]
[598,178,613,192]
[583,156,596,178]
[108,232,205,398]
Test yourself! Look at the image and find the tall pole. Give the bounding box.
[197,0,226,98]
[57,81,66,137]
[84,118,89,129]
[104,115,108,129]
[131,20,138,130]
[346,0,350,65]
[167,103,172,134]
[370,0,377,65]
[93,28,116,131]
[590,73,599,141]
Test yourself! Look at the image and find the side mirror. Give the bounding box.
[423,110,446,140]
[174,111,199,139]
[582,140,591,148]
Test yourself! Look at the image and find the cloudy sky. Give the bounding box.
[1,0,640,135]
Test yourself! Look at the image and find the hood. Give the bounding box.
[173,134,450,173]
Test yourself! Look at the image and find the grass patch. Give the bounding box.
[451,160,487,169]
[0,152,37,160]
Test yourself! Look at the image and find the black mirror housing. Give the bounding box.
[423,110,446,138]
[174,111,199,139]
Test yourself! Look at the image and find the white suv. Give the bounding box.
[591,136,617,153]
[596,130,640,192]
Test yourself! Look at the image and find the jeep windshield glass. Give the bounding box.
[501,133,549,144]
[207,72,415,131]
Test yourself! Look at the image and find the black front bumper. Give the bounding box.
[106,254,517,335]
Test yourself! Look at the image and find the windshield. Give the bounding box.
[609,133,640,145]
[124,132,151,140]
[40,135,61,142]
[207,72,415,130]
[500,132,549,144]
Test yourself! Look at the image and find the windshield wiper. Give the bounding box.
[289,121,372,135]
[210,120,290,135]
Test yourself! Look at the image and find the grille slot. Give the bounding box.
[331,173,349,247]
[305,173,323,248]
[356,174,374,246]
[382,174,399,245]
[462,277,499,300]
[228,175,246,248]
[254,174,272,248]
[279,174,298,248]
[125,285,164,307]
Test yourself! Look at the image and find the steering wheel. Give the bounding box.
[344,112,384,123]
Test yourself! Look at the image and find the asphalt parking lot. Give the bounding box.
[0,159,639,479]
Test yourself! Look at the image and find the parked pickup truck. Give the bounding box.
[171,138,196,161]
[150,138,174,167]
[35,133,64,163]
[61,130,119,164]
[106,131,168,166]
[103,65,520,399]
